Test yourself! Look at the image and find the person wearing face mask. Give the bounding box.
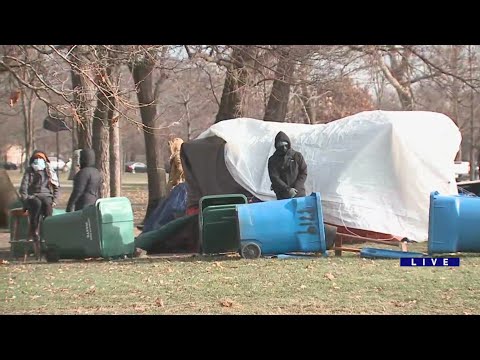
[268,131,307,200]
[19,150,60,242]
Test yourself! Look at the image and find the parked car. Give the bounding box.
[454,161,480,181]
[1,161,18,170]
[125,161,147,173]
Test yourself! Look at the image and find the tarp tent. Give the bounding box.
[181,136,253,208]
[183,110,461,242]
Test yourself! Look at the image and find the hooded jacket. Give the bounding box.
[267,131,308,200]
[167,138,185,192]
[19,150,60,202]
[66,149,102,212]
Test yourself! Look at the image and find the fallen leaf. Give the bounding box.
[324,273,335,281]
[155,298,164,307]
[220,299,234,307]
[9,90,21,107]
[30,295,41,300]
[133,304,146,312]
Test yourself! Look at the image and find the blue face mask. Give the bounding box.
[32,158,46,171]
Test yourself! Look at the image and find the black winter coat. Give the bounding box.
[268,131,308,200]
[66,149,102,212]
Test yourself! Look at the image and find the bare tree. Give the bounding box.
[109,107,121,197]
[91,67,111,198]
[263,47,298,122]
[215,46,256,122]
[70,49,93,150]
[19,88,36,169]
[130,49,169,221]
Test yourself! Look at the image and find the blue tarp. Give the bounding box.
[142,183,188,233]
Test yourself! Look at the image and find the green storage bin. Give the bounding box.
[42,197,135,262]
[199,194,247,254]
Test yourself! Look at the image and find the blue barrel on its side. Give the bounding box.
[428,191,480,254]
[235,192,327,258]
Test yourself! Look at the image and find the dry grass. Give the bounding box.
[2,251,480,315]
[2,170,480,315]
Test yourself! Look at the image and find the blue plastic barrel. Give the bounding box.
[428,191,480,254]
[235,192,327,257]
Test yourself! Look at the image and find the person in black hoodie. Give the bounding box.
[66,149,102,212]
[268,131,308,200]
[19,150,60,241]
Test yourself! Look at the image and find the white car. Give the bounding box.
[49,157,66,171]
[454,161,470,175]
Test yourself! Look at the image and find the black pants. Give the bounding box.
[25,195,53,240]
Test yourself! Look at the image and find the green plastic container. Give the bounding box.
[199,194,247,254]
[42,197,135,262]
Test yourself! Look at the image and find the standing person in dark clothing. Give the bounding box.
[19,150,60,242]
[268,131,308,200]
[66,149,102,212]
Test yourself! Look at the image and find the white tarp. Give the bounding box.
[196,111,461,241]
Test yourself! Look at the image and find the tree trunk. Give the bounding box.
[71,67,92,150]
[396,90,414,111]
[450,45,462,161]
[376,50,415,111]
[71,119,79,151]
[131,60,167,222]
[468,45,475,180]
[264,50,295,122]
[92,84,110,199]
[20,90,35,169]
[109,106,121,197]
[215,46,254,123]
[299,84,316,124]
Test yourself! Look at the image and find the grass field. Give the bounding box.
[2,249,480,315]
[1,170,480,315]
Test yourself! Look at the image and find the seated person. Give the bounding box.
[19,150,60,242]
